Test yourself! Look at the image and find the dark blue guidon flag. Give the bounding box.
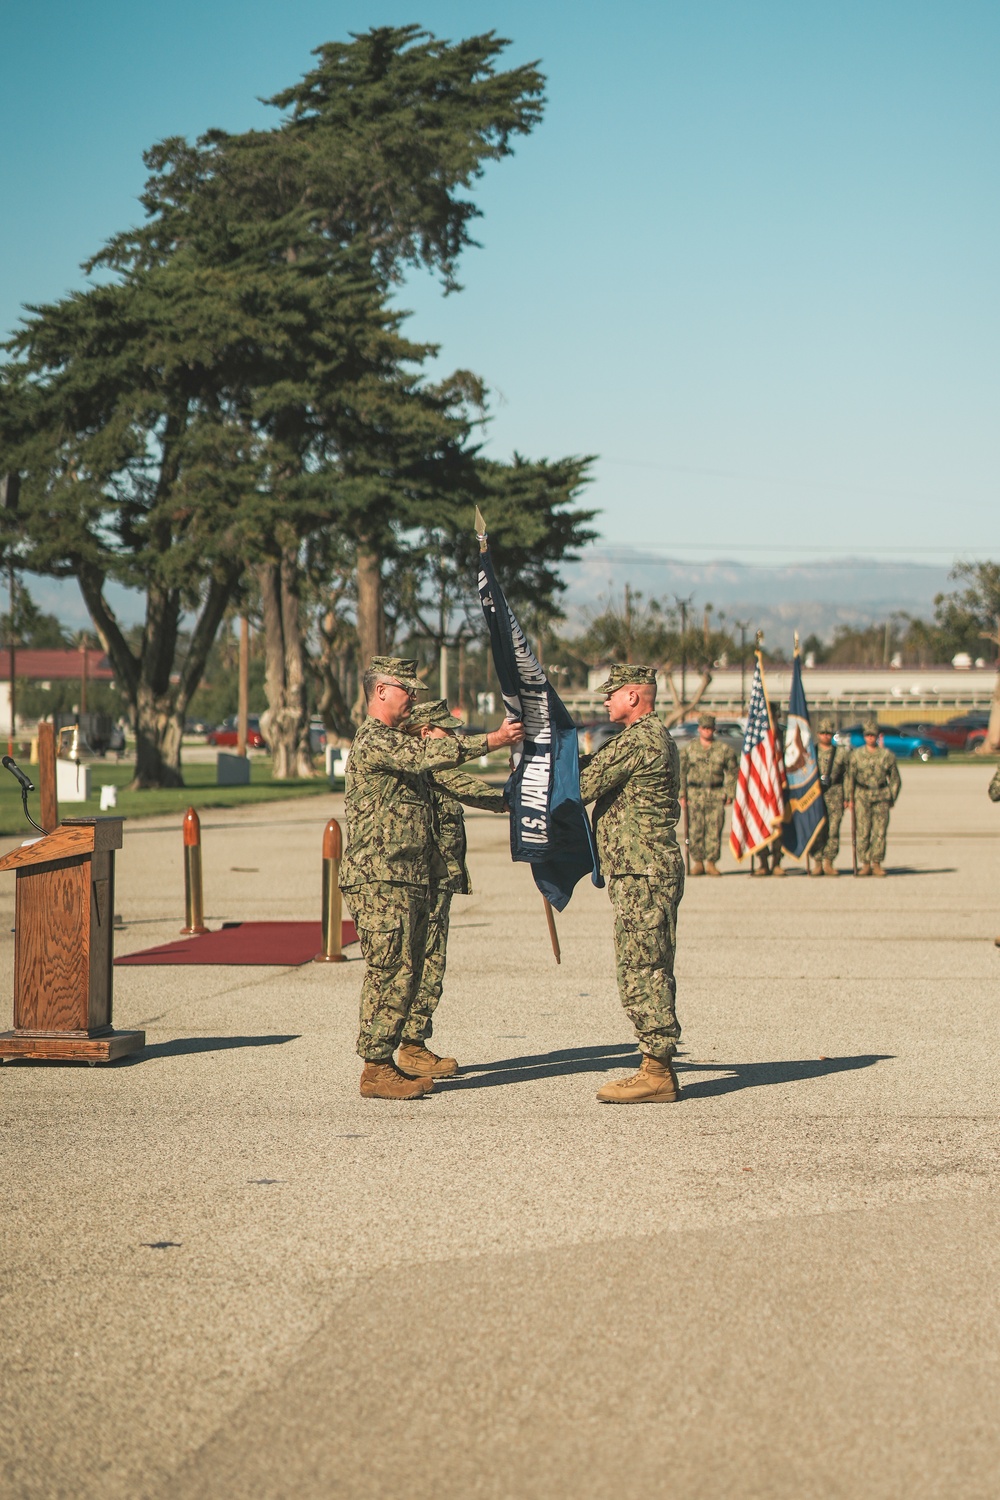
[781,649,827,859]
[477,544,601,910]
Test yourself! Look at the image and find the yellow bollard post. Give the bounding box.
[180,807,209,935]
[314,818,345,962]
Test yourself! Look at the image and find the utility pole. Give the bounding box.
[7,558,15,757]
[78,634,88,716]
[237,616,249,756]
[674,593,694,716]
[1,475,21,755]
[734,619,751,715]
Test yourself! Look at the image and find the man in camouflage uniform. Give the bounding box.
[990,767,1000,946]
[810,715,851,876]
[403,698,507,1051]
[340,657,522,1100]
[679,712,737,875]
[578,663,684,1104]
[845,718,901,877]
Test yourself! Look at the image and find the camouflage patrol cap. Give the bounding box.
[598,662,657,694]
[697,712,716,729]
[407,698,459,729]
[863,717,879,736]
[367,655,426,691]
[817,715,836,733]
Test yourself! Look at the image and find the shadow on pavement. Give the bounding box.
[441,1043,638,1090]
[121,1034,301,1063]
[440,1046,892,1094]
[678,1053,893,1099]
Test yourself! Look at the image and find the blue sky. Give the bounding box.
[2,1,997,570]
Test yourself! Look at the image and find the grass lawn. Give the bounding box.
[0,757,333,838]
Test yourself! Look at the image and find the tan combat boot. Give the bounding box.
[823,859,838,877]
[809,859,824,877]
[396,1042,458,1078]
[857,862,872,877]
[690,860,705,876]
[360,1061,434,1100]
[704,860,721,876]
[596,1055,680,1104]
[872,862,887,877]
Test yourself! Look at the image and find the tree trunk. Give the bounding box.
[77,560,240,789]
[314,636,357,742]
[986,669,1000,753]
[132,691,186,788]
[661,668,713,728]
[356,541,386,668]
[258,546,314,780]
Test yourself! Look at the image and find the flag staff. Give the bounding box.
[474,504,562,964]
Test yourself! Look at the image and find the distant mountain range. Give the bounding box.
[558,547,953,646]
[22,548,955,648]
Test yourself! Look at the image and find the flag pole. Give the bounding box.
[478,504,566,962]
[542,896,561,964]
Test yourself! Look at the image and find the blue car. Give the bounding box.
[834,723,948,762]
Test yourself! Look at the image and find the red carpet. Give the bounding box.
[115,920,358,967]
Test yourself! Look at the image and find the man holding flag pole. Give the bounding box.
[730,642,788,868]
[778,635,827,866]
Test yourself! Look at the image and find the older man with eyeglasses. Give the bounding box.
[340,656,523,1099]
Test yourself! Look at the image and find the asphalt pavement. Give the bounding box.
[1,761,998,1498]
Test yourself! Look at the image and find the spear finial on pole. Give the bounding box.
[474,506,488,554]
[794,630,800,655]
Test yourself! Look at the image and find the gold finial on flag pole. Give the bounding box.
[794,630,800,654]
[474,506,488,554]
[755,629,764,650]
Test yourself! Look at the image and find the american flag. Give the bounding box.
[730,655,787,860]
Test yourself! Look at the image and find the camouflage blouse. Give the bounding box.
[989,767,1000,803]
[816,743,851,789]
[340,717,489,889]
[427,767,507,894]
[579,713,681,879]
[679,738,738,796]
[845,745,901,803]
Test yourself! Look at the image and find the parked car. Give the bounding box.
[894,713,989,753]
[834,723,947,762]
[669,718,746,749]
[207,715,267,750]
[184,716,216,736]
[576,721,623,754]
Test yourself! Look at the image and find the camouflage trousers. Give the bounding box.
[818,785,845,862]
[854,793,892,864]
[686,788,727,862]
[609,873,683,1059]
[346,881,430,1062]
[404,884,454,1045]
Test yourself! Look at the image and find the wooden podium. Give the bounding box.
[0,817,144,1063]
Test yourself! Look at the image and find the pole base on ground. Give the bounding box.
[180,925,210,935]
[313,952,346,963]
[0,1028,145,1063]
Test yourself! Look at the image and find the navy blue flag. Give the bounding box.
[780,649,827,859]
[477,542,601,910]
